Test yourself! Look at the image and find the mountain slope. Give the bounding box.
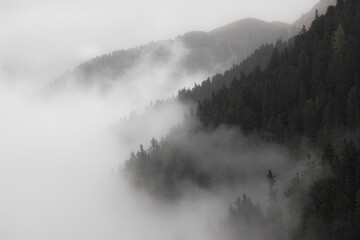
[46,20,296,93]
[210,18,296,56]
[124,1,360,239]
[178,40,288,103]
[197,0,360,145]
[294,0,336,28]
[46,0,335,94]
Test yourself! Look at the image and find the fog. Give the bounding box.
[0,1,324,239]
[0,34,232,238]
[0,81,214,240]
[0,0,319,84]
[0,55,318,239]
[122,119,319,239]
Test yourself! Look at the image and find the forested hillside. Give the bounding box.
[45,1,336,94]
[124,1,360,239]
[178,40,288,103]
[196,0,360,147]
[46,19,297,93]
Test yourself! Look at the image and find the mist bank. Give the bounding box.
[123,119,311,197]
[0,74,201,240]
[2,82,295,240]
[122,1,360,239]
[44,18,300,96]
[43,0,337,97]
[121,116,333,240]
[1,1,358,240]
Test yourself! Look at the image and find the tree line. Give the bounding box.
[123,0,360,239]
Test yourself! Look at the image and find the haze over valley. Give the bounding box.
[2,1,359,240]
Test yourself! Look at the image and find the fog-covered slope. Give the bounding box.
[124,0,360,239]
[46,0,335,95]
[46,19,297,94]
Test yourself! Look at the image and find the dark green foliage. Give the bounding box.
[294,141,360,240]
[123,0,360,239]
[346,86,359,127]
[193,0,360,146]
[178,42,287,104]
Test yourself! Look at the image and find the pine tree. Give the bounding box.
[266,169,284,240]
[267,169,279,203]
[303,99,318,139]
[347,86,359,128]
[333,24,346,59]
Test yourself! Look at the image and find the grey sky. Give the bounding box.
[0,0,318,83]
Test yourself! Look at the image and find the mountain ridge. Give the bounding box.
[293,0,336,28]
[46,0,335,93]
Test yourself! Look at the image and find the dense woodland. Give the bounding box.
[124,0,360,239]
[49,30,289,91]
[178,41,288,103]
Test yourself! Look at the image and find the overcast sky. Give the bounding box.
[0,0,319,84]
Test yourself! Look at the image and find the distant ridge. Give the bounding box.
[46,0,334,93]
[210,18,293,38]
[209,18,296,56]
[293,0,336,28]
